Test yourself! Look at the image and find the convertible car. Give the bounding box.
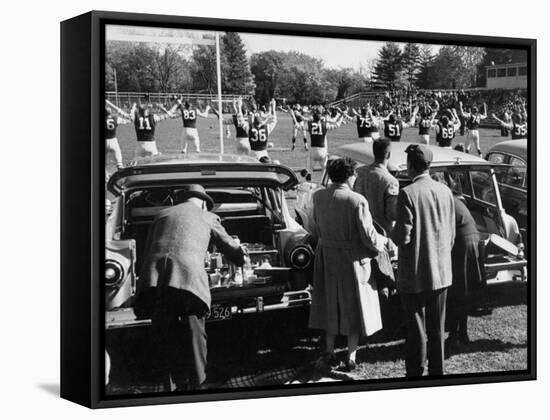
[105,154,314,330]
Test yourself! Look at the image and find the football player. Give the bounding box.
[175,98,211,153]
[434,109,461,149]
[130,97,175,158]
[352,105,380,143]
[416,110,437,144]
[237,98,278,160]
[280,104,309,151]
[383,106,418,141]
[211,97,251,155]
[492,111,528,140]
[303,106,344,172]
[105,100,131,169]
[459,101,487,156]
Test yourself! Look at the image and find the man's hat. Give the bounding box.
[405,144,433,166]
[177,184,214,210]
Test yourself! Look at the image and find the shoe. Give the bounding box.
[314,352,337,372]
[338,359,357,372]
[469,307,493,316]
[304,143,309,151]
[291,144,296,152]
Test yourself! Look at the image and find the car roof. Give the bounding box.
[107,153,299,195]
[335,142,489,172]
[486,139,527,162]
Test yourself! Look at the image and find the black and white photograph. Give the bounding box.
[102,19,531,399]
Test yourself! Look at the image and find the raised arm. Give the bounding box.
[491,113,512,128]
[266,99,278,134]
[405,105,419,127]
[196,105,211,118]
[480,102,488,119]
[129,103,137,122]
[106,99,132,120]
[458,101,468,118]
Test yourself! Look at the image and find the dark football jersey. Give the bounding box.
[249,126,268,151]
[418,118,432,135]
[511,122,527,139]
[356,116,377,137]
[134,114,156,142]
[233,114,249,138]
[106,115,118,139]
[384,120,404,141]
[308,120,328,148]
[436,123,455,147]
[466,115,481,130]
[180,106,198,128]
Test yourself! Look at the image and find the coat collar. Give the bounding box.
[330,182,351,191]
[412,173,431,183]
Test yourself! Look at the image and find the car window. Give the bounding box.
[502,165,526,189]
[486,152,507,164]
[430,168,472,198]
[470,170,498,206]
[509,156,526,167]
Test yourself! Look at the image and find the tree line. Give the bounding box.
[106,32,527,105]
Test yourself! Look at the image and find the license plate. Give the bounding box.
[207,304,233,321]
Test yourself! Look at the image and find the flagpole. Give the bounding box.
[215,32,224,154]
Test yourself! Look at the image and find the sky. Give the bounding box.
[106,25,440,71]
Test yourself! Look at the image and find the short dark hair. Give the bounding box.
[407,155,430,172]
[327,157,357,183]
[373,139,392,161]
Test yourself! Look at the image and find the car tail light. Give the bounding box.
[284,232,314,270]
[289,245,313,269]
[105,259,125,288]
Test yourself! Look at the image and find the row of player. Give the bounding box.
[105,95,528,174]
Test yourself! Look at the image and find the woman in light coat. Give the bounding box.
[309,157,388,370]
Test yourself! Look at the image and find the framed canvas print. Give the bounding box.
[60,10,536,408]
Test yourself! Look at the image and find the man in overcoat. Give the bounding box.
[354,139,399,236]
[308,157,388,371]
[135,184,245,391]
[391,144,455,377]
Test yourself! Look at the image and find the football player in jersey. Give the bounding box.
[415,110,437,144]
[237,98,278,160]
[211,97,251,155]
[280,104,309,151]
[459,101,487,156]
[351,105,380,142]
[175,98,211,153]
[130,98,175,158]
[383,106,418,141]
[105,100,131,170]
[305,107,344,172]
[434,109,461,148]
[492,112,528,140]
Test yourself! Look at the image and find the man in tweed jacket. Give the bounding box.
[135,184,245,391]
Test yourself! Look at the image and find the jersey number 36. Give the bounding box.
[250,128,267,142]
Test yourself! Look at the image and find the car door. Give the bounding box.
[488,153,527,237]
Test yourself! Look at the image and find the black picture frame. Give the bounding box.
[61,10,537,408]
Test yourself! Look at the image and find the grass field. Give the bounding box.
[107,113,509,185]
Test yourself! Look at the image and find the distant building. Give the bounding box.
[485,62,527,89]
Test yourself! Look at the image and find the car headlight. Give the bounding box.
[105,259,125,288]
